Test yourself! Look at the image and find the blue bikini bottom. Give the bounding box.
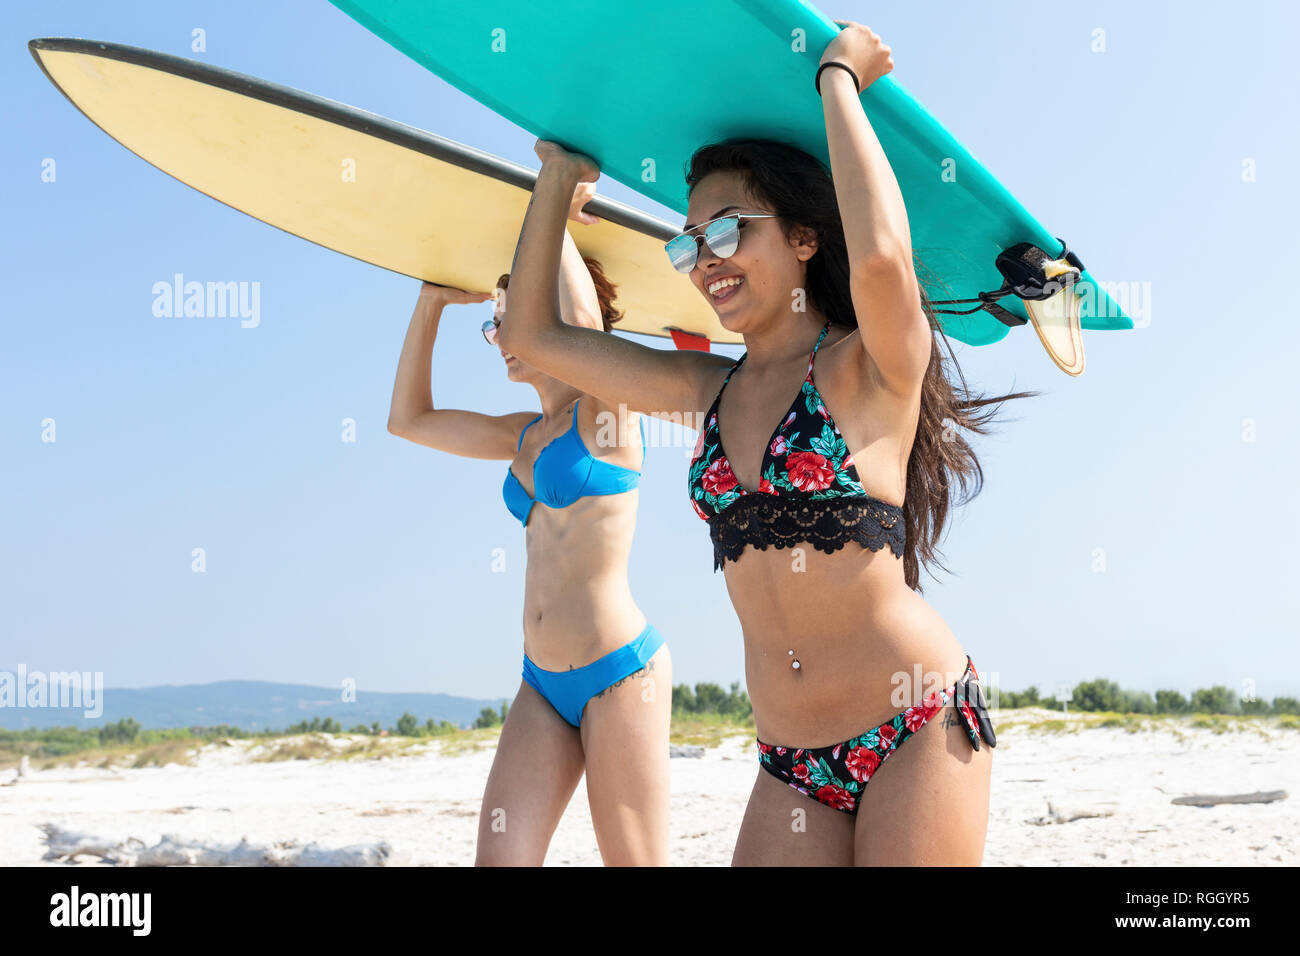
[521,622,665,727]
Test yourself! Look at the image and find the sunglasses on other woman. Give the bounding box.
[481,289,506,344]
[664,213,778,274]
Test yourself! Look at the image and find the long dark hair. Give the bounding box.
[686,138,1037,592]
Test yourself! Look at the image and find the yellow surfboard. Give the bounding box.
[30,37,736,346]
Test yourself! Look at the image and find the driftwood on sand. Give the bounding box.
[39,823,394,866]
[1027,801,1116,826]
[1170,790,1287,808]
[1,756,31,787]
[669,744,705,759]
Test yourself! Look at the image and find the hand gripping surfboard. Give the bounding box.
[328,0,1133,373]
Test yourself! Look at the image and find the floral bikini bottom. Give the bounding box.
[757,655,997,814]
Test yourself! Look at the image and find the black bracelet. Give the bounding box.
[815,60,860,96]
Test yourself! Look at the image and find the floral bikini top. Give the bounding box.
[687,320,906,571]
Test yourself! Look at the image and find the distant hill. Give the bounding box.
[0,680,508,732]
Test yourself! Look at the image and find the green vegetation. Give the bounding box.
[285,717,342,734]
[434,726,504,757]
[996,710,1284,741]
[472,703,509,729]
[0,709,477,771]
[98,717,141,745]
[672,682,752,721]
[667,683,754,744]
[670,713,753,746]
[2,678,1293,770]
[996,678,1295,716]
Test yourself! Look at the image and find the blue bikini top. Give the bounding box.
[502,400,647,526]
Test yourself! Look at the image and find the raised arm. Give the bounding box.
[820,21,931,396]
[495,145,734,420]
[555,184,603,330]
[386,282,538,460]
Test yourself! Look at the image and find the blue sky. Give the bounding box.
[3,0,1297,704]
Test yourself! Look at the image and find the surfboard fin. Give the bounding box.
[930,238,1087,375]
[1014,246,1086,376]
[1025,274,1086,376]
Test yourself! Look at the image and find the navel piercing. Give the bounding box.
[788,649,801,671]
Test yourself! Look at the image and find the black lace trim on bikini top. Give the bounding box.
[687,320,906,569]
[706,492,905,571]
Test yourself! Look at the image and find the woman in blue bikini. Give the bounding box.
[498,22,1018,865]
[386,187,670,865]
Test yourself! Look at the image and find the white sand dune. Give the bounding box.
[2,710,1295,866]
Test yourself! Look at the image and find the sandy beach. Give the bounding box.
[2,709,1295,866]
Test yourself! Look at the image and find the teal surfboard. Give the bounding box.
[329,0,1131,355]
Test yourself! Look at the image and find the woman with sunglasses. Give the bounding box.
[496,22,1027,865]
[386,192,671,865]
